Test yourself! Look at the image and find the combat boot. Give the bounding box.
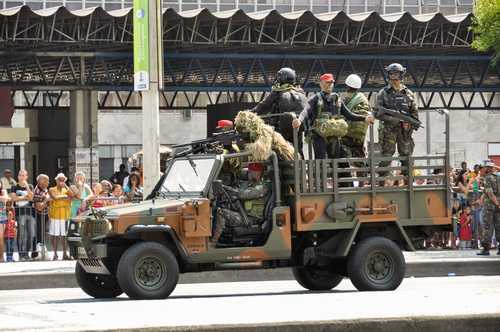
[477,244,490,256]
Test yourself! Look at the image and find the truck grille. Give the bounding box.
[81,219,110,237]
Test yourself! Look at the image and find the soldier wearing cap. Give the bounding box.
[477,160,500,256]
[292,73,374,159]
[342,74,372,185]
[213,162,270,243]
[252,67,307,157]
[375,63,419,183]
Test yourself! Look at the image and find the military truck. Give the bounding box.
[68,111,451,299]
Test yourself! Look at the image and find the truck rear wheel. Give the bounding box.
[292,265,344,291]
[117,242,179,300]
[347,236,405,291]
[75,263,123,298]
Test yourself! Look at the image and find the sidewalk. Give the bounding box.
[1,250,499,290]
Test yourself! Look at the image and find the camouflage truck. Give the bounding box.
[68,111,451,299]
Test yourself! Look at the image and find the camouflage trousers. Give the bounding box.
[480,206,500,248]
[213,208,247,242]
[378,125,415,177]
[343,136,367,179]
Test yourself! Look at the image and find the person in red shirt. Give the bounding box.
[459,206,472,250]
[5,207,17,262]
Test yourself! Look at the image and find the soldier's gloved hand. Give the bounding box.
[365,114,375,124]
[292,119,301,129]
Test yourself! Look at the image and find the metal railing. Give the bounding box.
[2,195,140,261]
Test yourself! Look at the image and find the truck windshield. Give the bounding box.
[160,157,216,194]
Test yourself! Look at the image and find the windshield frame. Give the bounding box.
[158,154,222,197]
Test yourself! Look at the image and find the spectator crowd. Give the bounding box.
[424,161,498,250]
[0,165,143,262]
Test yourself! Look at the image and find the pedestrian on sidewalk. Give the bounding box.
[0,169,16,192]
[5,207,17,262]
[32,174,50,260]
[459,206,472,250]
[9,169,35,261]
[48,173,73,261]
[0,181,10,262]
[69,171,93,218]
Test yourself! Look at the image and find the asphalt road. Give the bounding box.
[1,276,500,332]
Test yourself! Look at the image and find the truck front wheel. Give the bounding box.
[117,242,179,300]
[347,236,405,291]
[75,263,123,298]
[292,265,344,291]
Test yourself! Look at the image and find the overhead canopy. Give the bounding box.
[0,5,472,24]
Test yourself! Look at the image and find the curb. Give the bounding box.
[84,314,500,332]
[1,259,499,290]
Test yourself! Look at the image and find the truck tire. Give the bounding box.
[347,236,405,291]
[117,242,179,300]
[292,266,344,291]
[75,263,123,298]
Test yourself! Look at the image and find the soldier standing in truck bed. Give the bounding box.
[252,67,307,158]
[374,63,419,184]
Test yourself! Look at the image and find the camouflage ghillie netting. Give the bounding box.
[234,111,295,161]
[313,117,349,139]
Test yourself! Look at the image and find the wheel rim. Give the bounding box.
[134,256,167,290]
[364,250,394,284]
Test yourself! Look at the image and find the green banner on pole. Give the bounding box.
[133,0,149,91]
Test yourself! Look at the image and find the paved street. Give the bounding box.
[1,276,500,332]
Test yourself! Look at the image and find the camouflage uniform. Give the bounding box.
[253,83,307,157]
[480,172,500,249]
[298,92,366,160]
[343,92,371,179]
[375,84,418,176]
[213,181,270,242]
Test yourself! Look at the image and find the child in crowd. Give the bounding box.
[5,207,17,262]
[459,205,472,250]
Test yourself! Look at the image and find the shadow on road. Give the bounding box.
[43,289,356,304]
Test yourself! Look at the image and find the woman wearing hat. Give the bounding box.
[48,173,73,260]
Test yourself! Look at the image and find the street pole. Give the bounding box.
[134,0,163,197]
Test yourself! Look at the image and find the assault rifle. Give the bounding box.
[172,130,246,157]
[376,106,423,129]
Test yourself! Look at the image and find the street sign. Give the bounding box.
[133,0,149,91]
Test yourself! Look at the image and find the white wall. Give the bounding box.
[98,110,207,145]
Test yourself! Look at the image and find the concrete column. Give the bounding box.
[68,90,99,184]
[141,0,162,196]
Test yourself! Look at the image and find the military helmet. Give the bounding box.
[345,74,362,89]
[385,63,406,73]
[276,67,296,84]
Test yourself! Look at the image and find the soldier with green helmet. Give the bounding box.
[342,74,372,185]
[292,73,374,159]
[477,160,500,256]
[375,63,419,183]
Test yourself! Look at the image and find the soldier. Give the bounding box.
[252,67,307,157]
[213,162,270,243]
[477,160,500,256]
[342,74,372,186]
[375,63,419,184]
[215,120,241,186]
[292,73,374,160]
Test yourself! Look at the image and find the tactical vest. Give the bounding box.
[345,92,370,142]
[312,93,348,139]
[271,83,306,115]
[484,173,500,207]
[380,85,413,128]
[243,183,269,219]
